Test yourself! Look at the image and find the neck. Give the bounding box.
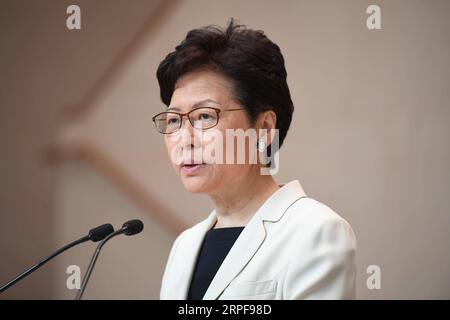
[209,172,280,229]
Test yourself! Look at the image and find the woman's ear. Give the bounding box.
[261,110,277,130]
[257,110,277,144]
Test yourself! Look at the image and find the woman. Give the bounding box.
[154,20,356,300]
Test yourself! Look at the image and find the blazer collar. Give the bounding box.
[257,180,307,223]
[178,180,307,300]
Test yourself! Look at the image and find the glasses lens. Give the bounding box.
[189,108,218,129]
[154,112,181,133]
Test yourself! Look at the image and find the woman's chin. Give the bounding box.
[180,176,211,193]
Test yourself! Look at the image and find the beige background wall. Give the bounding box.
[1,0,449,299]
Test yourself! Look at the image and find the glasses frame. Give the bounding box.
[152,106,245,134]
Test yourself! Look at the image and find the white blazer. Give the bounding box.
[160,180,357,300]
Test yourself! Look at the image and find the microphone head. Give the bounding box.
[122,219,144,236]
[88,223,114,242]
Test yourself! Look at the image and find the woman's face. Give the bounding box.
[164,69,256,195]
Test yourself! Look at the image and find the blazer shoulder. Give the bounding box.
[282,199,357,299]
[288,197,353,228]
[284,197,356,249]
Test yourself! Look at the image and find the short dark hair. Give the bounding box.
[156,19,294,151]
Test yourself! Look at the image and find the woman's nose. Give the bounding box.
[179,117,201,149]
[179,116,196,138]
[180,115,194,131]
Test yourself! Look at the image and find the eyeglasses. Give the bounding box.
[152,107,245,134]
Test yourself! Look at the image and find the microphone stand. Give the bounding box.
[0,235,90,294]
[75,228,125,300]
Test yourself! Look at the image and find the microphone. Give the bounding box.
[0,223,114,294]
[75,219,144,300]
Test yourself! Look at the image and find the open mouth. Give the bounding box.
[181,163,206,174]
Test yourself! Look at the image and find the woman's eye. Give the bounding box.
[199,113,212,120]
[167,117,179,125]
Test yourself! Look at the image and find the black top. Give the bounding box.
[187,226,245,300]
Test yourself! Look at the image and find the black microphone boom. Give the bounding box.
[88,224,115,242]
[0,223,114,294]
[75,219,144,300]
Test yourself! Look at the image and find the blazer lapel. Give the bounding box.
[202,180,307,300]
[176,211,217,299]
[202,215,267,300]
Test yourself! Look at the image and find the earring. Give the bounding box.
[257,139,266,152]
